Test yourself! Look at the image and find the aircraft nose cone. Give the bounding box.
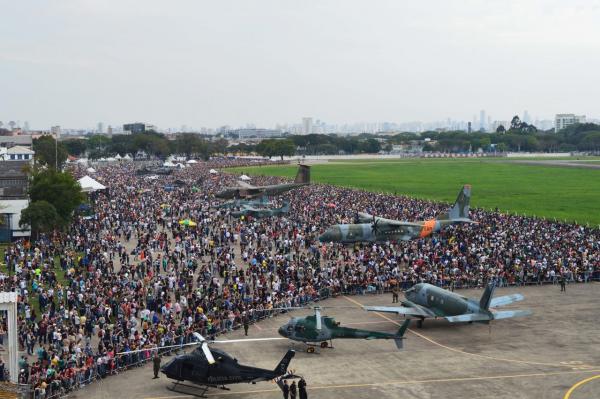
[278,326,288,337]
[318,229,333,242]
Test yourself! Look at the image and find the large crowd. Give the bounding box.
[0,157,598,398]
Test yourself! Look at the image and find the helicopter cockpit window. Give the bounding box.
[294,325,305,332]
[287,325,293,332]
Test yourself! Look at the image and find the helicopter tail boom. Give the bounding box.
[274,350,295,376]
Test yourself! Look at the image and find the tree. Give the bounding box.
[273,139,296,160]
[62,139,87,156]
[510,116,522,131]
[19,200,61,239]
[496,125,506,134]
[29,169,85,225]
[33,135,68,169]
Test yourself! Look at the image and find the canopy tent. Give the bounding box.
[186,159,198,164]
[163,161,176,167]
[78,175,107,193]
[114,154,122,160]
[209,169,218,174]
[123,154,133,160]
[86,167,96,173]
[239,175,251,181]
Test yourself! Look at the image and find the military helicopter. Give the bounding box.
[277,307,411,353]
[122,333,297,397]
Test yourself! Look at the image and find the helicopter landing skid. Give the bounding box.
[167,381,215,398]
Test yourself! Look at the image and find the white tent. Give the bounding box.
[163,161,176,167]
[114,154,122,160]
[86,167,96,173]
[78,175,107,192]
[186,159,198,164]
[209,169,218,174]
[239,175,251,181]
[123,154,132,160]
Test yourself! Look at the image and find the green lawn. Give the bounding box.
[231,159,600,225]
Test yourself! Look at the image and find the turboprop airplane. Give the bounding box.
[318,185,475,243]
[231,201,290,218]
[364,282,531,328]
[216,164,310,199]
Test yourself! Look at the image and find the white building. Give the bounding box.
[555,114,586,132]
[302,117,313,135]
[0,145,35,162]
[51,125,61,139]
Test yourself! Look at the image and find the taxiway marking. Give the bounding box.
[563,374,600,399]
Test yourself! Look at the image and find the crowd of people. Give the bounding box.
[0,157,598,398]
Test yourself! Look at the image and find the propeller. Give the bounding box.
[371,215,380,234]
[193,333,216,364]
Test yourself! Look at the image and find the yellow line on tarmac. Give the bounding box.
[143,369,600,399]
[341,295,587,369]
[563,374,600,399]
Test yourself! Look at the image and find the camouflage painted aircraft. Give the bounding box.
[216,164,310,199]
[318,185,474,243]
[216,197,271,209]
[277,307,411,353]
[231,201,290,218]
[364,282,531,328]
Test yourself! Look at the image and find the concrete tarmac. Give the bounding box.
[75,283,600,399]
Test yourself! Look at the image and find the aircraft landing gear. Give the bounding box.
[307,346,316,353]
[417,318,424,328]
[320,341,329,348]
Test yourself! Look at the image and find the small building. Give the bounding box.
[0,145,35,162]
[0,161,30,241]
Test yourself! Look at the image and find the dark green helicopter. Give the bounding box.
[277,307,410,353]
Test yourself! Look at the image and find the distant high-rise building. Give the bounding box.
[23,121,30,132]
[302,117,313,135]
[107,125,113,136]
[479,110,486,131]
[123,123,146,134]
[523,110,531,124]
[555,114,586,132]
[51,126,61,139]
[97,122,104,134]
[467,121,472,133]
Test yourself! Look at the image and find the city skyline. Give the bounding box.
[1,1,599,129]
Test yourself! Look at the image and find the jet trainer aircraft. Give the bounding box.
[231,201,290,218]
[216,164,310,199]
[318,185,474,243]
[364,282,531,328]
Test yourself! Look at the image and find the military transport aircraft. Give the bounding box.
[231,201,290,218]
[318,185,474,243]
[216,197,271,209]
[277,307,411,353]
[364,282,531,328]
[216,164,310,199]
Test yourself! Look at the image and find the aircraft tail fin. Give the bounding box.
[294,164,311,184]
[274,350,295,376]
[479,281,496,311]
[394,319,411,349]
[438,185,471,221]
[279,201,290,213]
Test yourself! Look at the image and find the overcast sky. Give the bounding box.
[1,0,599,130]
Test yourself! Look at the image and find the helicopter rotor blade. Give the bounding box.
[209,337,288,344]
[315,308,322,330]
[201,342,216,365]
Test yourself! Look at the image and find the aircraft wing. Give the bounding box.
[489,294,524,308]
[357,212,422,228]
[444,313,492,323]
[237,181,255,189]
[363,305,434,318]
[491,309,532,320]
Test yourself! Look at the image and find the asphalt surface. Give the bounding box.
[76,283,600,399]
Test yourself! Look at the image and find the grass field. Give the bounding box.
[231,159,600,225]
